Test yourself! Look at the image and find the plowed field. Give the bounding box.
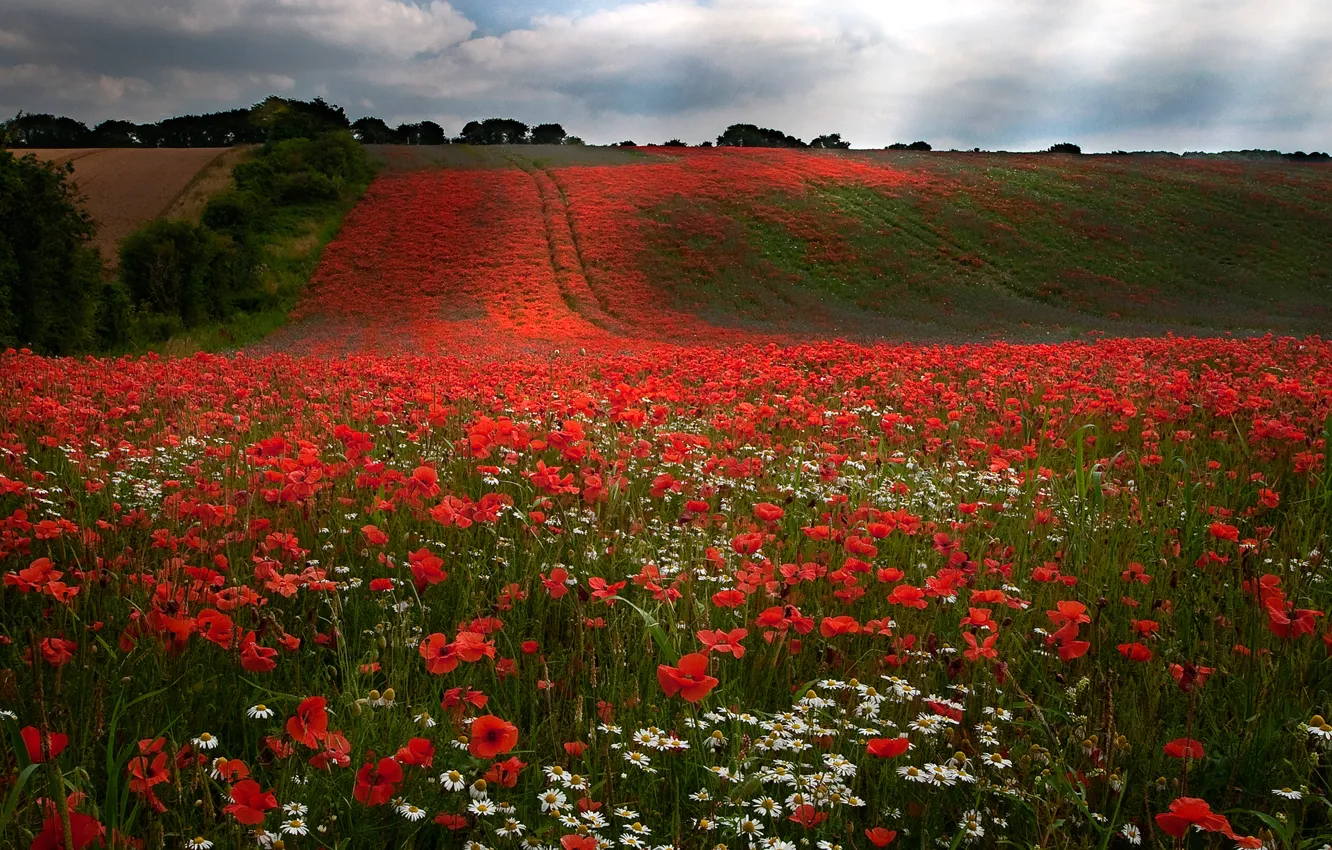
[11,147,238,263]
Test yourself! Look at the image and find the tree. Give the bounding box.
[530,123,567,145]
[888,141,931,151]
[0,151,104,352]
[458,119,530,145]
[351,117,404,144]
[252,96,350,143]
[90,120,143,147]
[810,133,850,149]
[1048,142,1082,154]
[2,112,91,147]
[397,121,447,145]
[564,136,586,146]
[661,139,687,147]
[715,124,806,148]
[617,140,637,147]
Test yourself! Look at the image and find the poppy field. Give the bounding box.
[3,147,1332,850]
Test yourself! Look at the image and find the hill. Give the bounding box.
[259,146,1331,355]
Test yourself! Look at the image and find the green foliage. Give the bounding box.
[530,122,568,145]
[810,133,851,149]
[234,131,372,203]
[458,118,531,145]
[119,219,228,327]
[0,150,104,353]
[111,128,372,351]
[716,123,807,148]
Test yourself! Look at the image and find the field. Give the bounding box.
[8,148,241,264]
[2,147,1331,850]
[258,146,1332,356]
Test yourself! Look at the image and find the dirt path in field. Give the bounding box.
[9,147,237,265]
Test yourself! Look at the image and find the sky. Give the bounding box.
[1,0,1329,151]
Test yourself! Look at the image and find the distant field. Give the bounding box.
[9,147,246,264]
[264,146,1332,355]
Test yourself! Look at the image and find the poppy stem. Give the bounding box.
[29,628,74,850]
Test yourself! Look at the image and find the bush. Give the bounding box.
[1048,142,1082,154]
[201,190,267,238]
[234,131,371,204]
[0,150,104,353]
[118,219,221,327]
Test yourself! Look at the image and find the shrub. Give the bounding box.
[118,218,221,327]
[201,190,267,238]
[1048,142,1082,154]
[0,150,104,353]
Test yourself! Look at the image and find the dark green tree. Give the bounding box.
[715,124,806,148]
[397,121,448,145]
[1048,142,1082,154]
[352,117,404,144]
[3,113,92,147]
[810,133,851,149]
[530,123,567,145]
[458,118,531,145]
[0,151,104,352]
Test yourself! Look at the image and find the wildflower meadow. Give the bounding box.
[2,147,1331,850]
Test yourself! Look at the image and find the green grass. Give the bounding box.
[638,153,1332,340]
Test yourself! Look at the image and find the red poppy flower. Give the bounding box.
[32,807,105,850]
[395,737,435,767]
[224,779,277,824]
[361,524,389,546]
[420,632,459,674]
[1117,642,1152,662]
[435,812,469,830]
[1153,797,1233,838]
[40,637,76,667]
[657,653,719,703]
[286,696,329,748]
[469,714,519,759]
[561,837,598,850]
[21,726,68,762]
[753,502,784,522]
[697,627,747,657]
[865,827,898,847]
[866,735,912,758]
[354,757,403,806]
[1162,738,1205,759]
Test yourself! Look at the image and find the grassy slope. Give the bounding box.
[637,151,1332,340]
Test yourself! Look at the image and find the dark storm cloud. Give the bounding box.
[0,0,1328,149]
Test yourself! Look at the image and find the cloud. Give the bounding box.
[0,0,1329,150]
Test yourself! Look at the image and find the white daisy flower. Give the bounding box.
[496,818,526,837]
[185,839,213,850]
[1273,787,1303,800]
[1120,824,1142,845]
[282,802,308,817]
[247,704,274,720]
[469,800,498,817]
[191,733,219,750]
[440,770,466,791]
[281,818,310,836]
[398,803,427,821]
